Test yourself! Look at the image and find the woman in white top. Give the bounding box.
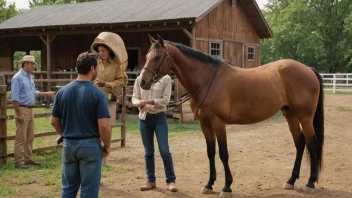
[132,74,177,192]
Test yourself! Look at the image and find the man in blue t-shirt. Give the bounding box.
[50,52,111,198]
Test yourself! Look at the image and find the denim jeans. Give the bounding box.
[139,112,176,183]
[61,138,102,198]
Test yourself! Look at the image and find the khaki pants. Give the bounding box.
[14,107,34,166]
[102,102,117,165]
[108,102,117,126]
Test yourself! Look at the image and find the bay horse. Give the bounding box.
[140,35,324,197]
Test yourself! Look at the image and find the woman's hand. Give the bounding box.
[137,101,147,109]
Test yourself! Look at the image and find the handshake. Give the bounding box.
[56,136,64,145]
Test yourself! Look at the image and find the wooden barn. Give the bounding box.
[0,0,272,120]
[0,0,271,73]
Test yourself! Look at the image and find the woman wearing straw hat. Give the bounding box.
[11,55,56,169]
[91,32,128,165]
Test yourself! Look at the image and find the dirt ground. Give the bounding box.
[22,94,352,197]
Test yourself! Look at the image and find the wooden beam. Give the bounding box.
[46,34,52,91]
[242,43,245,68]
[6,112,52,120]
[0,24,192,38]
[191,28,196,49]
[181,28,193,40]
[7,131,57,141]
[39,35,47,46]
[50,32,61,44]
[121,86,127,147]
[5,145,63,158]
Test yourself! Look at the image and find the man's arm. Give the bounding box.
[12,101,23,122]
[38,91,56,99]
[50,116,63,135]
[97,94,111,157]
[98,118,111,157]
[11,77,23,122]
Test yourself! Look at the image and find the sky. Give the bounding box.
[9,0,269,10]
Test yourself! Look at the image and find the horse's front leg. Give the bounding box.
[215,122,233,197]
[200,121,217,194]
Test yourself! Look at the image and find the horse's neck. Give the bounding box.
[171,51,214,97]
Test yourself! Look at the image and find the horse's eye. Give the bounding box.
[154,56,161,62]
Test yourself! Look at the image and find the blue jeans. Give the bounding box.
[139,112,176,183]
[61,138,102,198]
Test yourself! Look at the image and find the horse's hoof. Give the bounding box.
[283,182,294,190]
[201,187,213,194]
[304,186,315,193]
[220,191,232,197]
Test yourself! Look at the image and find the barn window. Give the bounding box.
[209,40,223,58]
[248,46,255,61]
[232,0,236,7]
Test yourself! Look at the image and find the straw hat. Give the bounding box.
[18,55,38,65]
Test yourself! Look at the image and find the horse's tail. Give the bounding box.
[310,67,325,177]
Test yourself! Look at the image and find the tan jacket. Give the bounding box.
[91,32,128,100]
[93,58,127,98]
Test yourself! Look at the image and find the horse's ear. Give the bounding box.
[157,34,165,47]
[148,34,156,44]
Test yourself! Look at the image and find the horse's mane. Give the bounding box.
[152,41,224,66]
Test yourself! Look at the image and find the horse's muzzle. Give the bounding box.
[140,79,152,90]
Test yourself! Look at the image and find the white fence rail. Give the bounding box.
[321,73,352,93]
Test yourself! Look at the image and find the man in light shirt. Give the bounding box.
[132,74,178,192]
[11,55,55,169]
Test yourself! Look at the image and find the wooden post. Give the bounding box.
[46,35,52,92]
[121,86,126,147]
[0,75,7,166]
[333,74,336,94]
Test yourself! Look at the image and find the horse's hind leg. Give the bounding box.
[283,113,305,190]
[300,119,320,193]
[200,121,217,194]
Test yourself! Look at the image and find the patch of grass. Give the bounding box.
[336,106,352,111]
[270,111,284,120]
[0,148,118,197]
[324,90,352,95]
[120,115,202,136]
[0,184,16,196]
[0,149,62,197]
[2,110,202,197]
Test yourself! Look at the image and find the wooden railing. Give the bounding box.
[0,74,126,166]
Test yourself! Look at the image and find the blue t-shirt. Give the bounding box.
[51,80,110,138]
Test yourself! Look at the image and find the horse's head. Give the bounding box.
[140,34,172,90]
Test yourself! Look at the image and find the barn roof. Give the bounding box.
[0,0,272,38]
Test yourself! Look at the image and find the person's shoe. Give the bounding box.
[24,160,41,166]
[140,182,156,191]
[15,164,29,169]
[167,182,178,192]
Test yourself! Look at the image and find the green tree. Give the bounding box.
[29,0,97,7]
[0,0,18,23]
[261,0,352,72]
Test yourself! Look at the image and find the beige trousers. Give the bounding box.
[14,107,34,166]
[102,102,117,165]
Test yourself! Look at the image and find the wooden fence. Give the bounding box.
[0,71,185,121]
[0,74,126,166]
[321,73,352,93]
